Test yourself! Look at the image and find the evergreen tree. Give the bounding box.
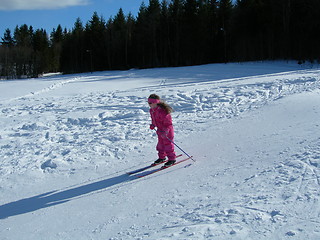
[14,24,34,77]
[110,8,128,69]
[125,13,136,67]
[217,0,233,62]
[159,0,171,66]
[0,29,15,78]
[197,0,219,63]
[85,12,107,71]
[133,2,149,67]
[51,25,64,72]
[33,29,50,76]
[2,29,15,47]
[61,18,85,73]
[182,0,199,65]
[168,0,184,66]
[146,0,162,66]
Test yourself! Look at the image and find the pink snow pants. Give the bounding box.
[156,127,176,160]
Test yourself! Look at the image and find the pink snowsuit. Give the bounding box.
[150,106,176,161]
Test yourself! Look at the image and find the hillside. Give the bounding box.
[0,62,319,239]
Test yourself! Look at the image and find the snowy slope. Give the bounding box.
[0,62,319,239]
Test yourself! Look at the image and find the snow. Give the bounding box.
[0,61,320,239]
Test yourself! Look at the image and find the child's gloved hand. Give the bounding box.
[150,124,155,130]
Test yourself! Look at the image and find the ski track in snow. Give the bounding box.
[0,62,320,239]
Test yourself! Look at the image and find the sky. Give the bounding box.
[0,0,144,37]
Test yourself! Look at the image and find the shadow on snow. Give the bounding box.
[0,173,135,219]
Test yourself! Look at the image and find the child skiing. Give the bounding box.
[148,94,176,167]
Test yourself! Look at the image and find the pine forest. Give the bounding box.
[1,0,320,79]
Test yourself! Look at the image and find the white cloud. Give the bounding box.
[0,0,91,11]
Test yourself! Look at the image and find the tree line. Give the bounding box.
[1,0,320,79]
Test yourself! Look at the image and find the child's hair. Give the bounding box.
[149,94,174,114]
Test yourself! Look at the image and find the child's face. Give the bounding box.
[148,102,158,109]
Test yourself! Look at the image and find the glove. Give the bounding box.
[150,124,155,130]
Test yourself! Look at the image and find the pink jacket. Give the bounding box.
[150,106,173,133]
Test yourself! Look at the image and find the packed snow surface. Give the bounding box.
[0,62,320,239]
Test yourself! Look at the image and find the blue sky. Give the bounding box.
[0,0,144,37]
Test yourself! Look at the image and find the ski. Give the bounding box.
[136,156,193,178]
[126,154,182,175]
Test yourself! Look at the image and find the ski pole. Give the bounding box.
[154,129,195,162]
[166,135,196,162]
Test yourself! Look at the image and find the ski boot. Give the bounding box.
[152,158,166,166]
[163,160,176,168]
